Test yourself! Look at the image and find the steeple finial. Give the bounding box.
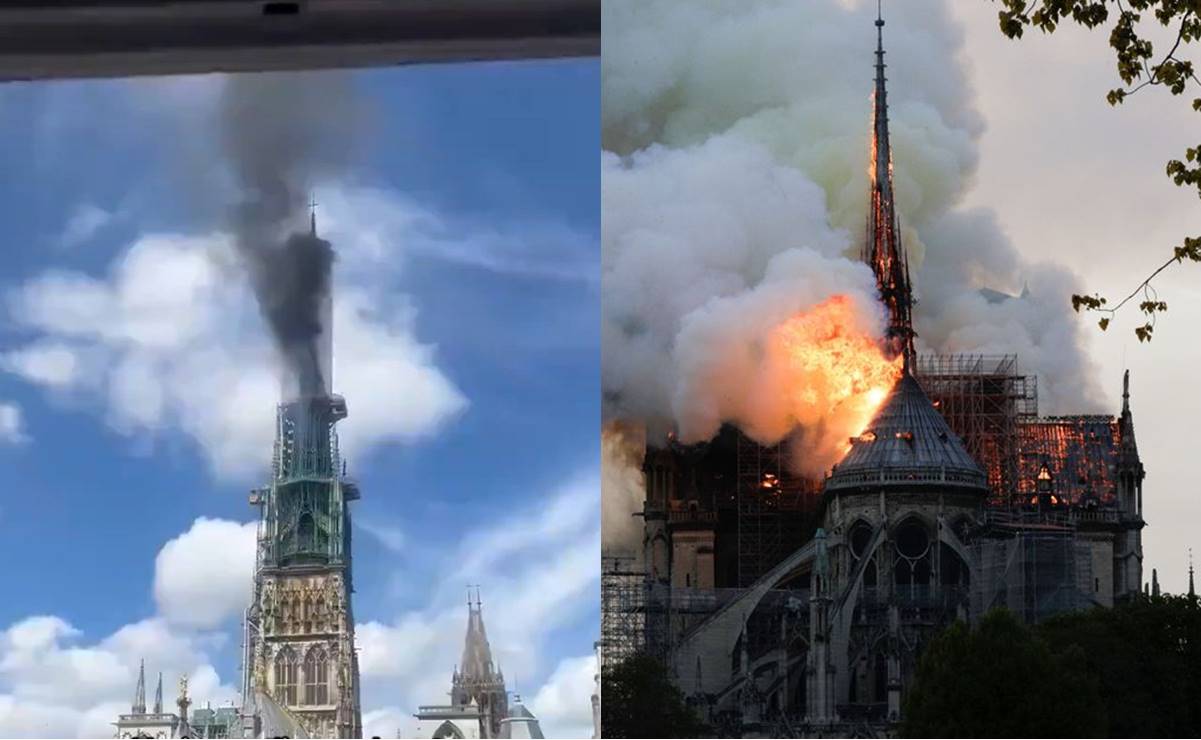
[308,194,318,237]
[154,671,163,714]
[133,659,146,714]
[1190,547,1196,599]
[1122,369,1131,413]
[864,0,915,369]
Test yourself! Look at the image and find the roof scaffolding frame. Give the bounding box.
[914,353,1038,506]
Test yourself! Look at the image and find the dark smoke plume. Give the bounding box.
[217,71,362,399]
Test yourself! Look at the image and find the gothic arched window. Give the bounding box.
[274,648,299,706]
[304,646,329,705]
[298,513,315,552]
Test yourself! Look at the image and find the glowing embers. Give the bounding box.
[769,294,904,460]
[1028,461,1065,509]
[1017,419,1120,506]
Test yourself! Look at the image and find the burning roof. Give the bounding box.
[1016,417,1121,506]
[826,373,987,493]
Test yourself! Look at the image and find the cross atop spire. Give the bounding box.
[863,0,916,369]
[308,194,318,237]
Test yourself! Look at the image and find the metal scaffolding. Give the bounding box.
[914,353,1038,506]
[972,522,1093,624]
[600,556,649,667]
[735,434,820,588]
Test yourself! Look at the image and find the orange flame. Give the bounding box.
[767,295,902,468]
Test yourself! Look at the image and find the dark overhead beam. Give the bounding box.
[0,0,600,82]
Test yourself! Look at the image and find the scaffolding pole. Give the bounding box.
[601,556,651,667]
[914,353,1037,507]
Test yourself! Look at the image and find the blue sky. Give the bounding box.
[0,59,598,738]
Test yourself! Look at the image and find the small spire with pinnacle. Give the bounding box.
[133,659,146,714]
[1118,370,1141,462]
[308,194,318,237]
[154,671,163,714]
[1190,548,1196,599]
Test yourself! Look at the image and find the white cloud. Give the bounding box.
[356,470,600,739]
[315,184,598,284]
[355,518,406,554]
[154,518,258,630]
[530,654,597,740]
[362,706,410,739]
[0,515,252,738]
[0,473,601,739]
[59,203,115,249]
[0,342,83,388]
[0,181,602,478]
[1,189,469,478]
[0,614,237,739]
[332,289,468,458]
[0,402,28,445]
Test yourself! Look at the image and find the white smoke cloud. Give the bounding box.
[601,0,1103,458]
[602,139,879,432]
[601,423,645,557]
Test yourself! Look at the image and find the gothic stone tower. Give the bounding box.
[453,591,509,738]
[1114,369,1146,601]
[242,220,363,739]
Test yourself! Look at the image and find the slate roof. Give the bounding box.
[826,374,988,493]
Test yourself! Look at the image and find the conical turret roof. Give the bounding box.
[825,374,987,493]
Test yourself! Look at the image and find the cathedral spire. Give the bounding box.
[1190,548,1196,599]
[1119,369,1140,458]
[133,659,146,715]
[460,590,497,681]
[452,588,509,737]
[864,0,915,369]
[153,672,163,714]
